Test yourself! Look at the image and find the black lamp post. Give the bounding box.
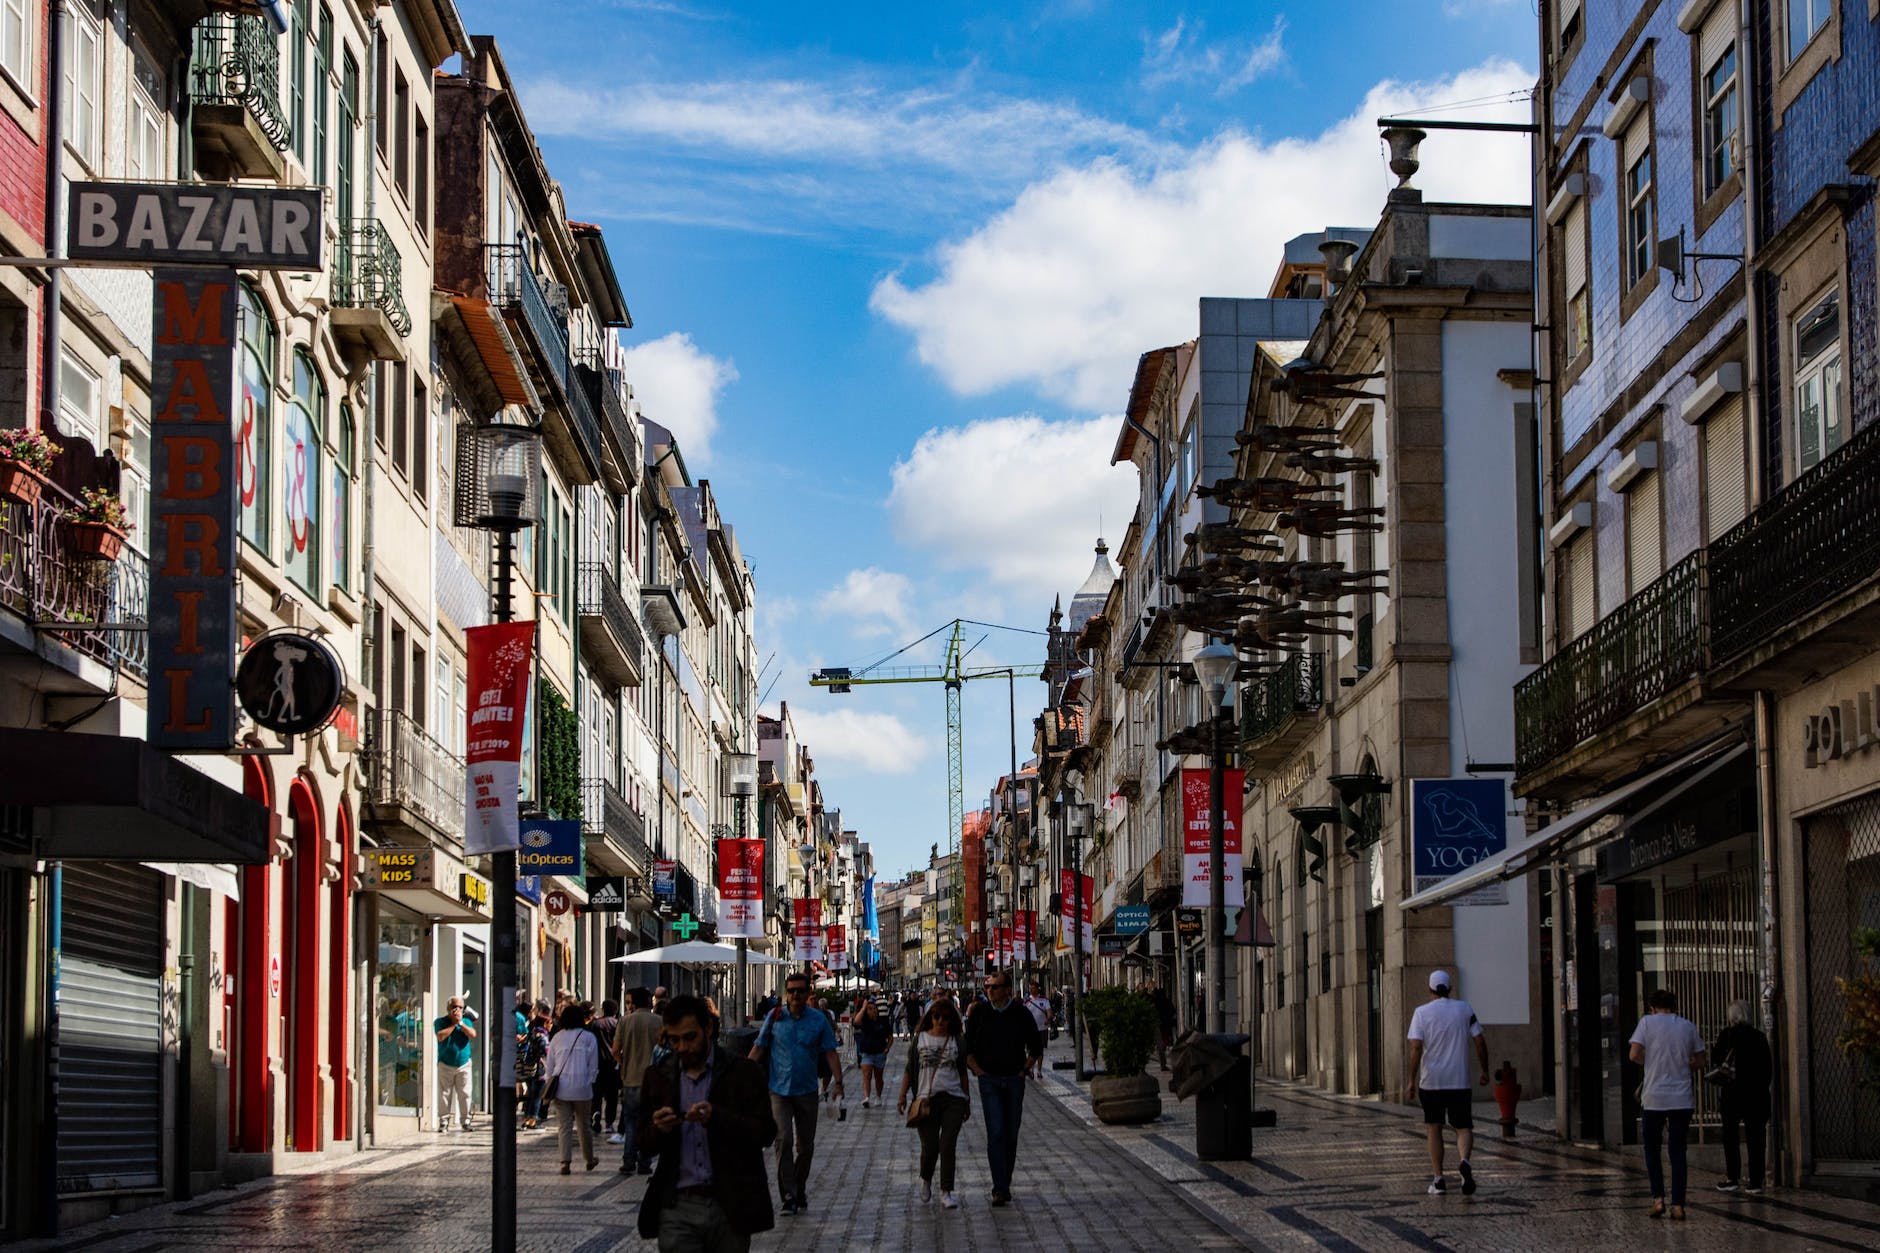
[1191,642,1239,1035]
[459,418,542,1253]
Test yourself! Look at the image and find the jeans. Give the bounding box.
[621,1086,646,1170]
[978,1074,1027,1195]
[770,1092,819,1202]
[655,1192,750,1253]
[438,1061,473,1129]
[1642,1108,1693,1204]
[520,1078,545,1124]
[1722,1112,1767,1187]
[916,1091,969,1191]
[554,1098,595,1166]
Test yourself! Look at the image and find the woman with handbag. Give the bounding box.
[1711,999,1773,1195]
[546,1002,602,1174]
[896,997,971,1209]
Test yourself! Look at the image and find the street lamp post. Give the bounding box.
[1191,642,1238,1036]
[1066,796,1091,1080]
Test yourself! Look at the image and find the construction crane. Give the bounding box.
[811,620,1045,940]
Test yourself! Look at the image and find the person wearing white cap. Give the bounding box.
[1405,969,1489,1196]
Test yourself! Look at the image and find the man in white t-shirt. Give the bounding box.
[1405,969,1490,1196]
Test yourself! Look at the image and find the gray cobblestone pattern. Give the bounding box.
[21,1038,1880,1250]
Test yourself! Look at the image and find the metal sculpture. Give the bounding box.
[1275,502,1386,536]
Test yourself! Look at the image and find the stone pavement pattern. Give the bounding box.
[19,1037,1880,1251]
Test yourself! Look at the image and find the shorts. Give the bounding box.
[1419,1089,1473,1129]
[859,1052,887,1069]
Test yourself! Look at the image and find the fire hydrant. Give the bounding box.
[1492,1061,1522,1138]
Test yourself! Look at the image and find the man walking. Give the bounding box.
[1145,982,1177,1071]
[1405,970,1490,1196]
[614,986,664,1173]
[748,971,841,1215]
[1021,979,1053,1078]
[964,970,1044,1206]
[637,995,777,1252]
[434,995,478,1132]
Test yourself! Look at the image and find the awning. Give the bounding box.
[142,862,243,900]
[1398,735,1749,912]
[0,729,272,864]
[434,292,538,414]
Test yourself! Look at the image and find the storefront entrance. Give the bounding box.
[1804,795,1880,1168]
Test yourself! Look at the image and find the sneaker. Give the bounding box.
[863,1098,872,1109]
[780,1201,798,1217]
[1715,1180,1740,1193]
[1743,1184,1765,1196]
[797,1195,809,1213]
[942,1192,959,1209]
[1458,1160,1476,1195]
[607,1132,625,1145]
[1427,1177,1447,1195]
[990,1191,1010,1207]
[920,1179,932,1203]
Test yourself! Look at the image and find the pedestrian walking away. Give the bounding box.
[1405,969,1489,1198]
[815,996,842,1102]
[615,986,666,1173]
[1021,979,1053,1079]
[517,1001,552,1130]
[904,990,923,1039]
[433,995,478,1132]
[851,995,893,1107]
[963,969,1043,1206]
[748,970,842,1215]
[638,995,778,1253]
[546,1003,603,1173]
[899,996,972,1209]
[1145,982,1177,1072]
[1630,987,1707,1220]
[591,999,623,1137]
[1711,998,1773,1196]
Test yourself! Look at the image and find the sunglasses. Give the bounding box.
[785,985,811,994]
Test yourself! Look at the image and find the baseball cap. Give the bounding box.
[1429,970,1452,992]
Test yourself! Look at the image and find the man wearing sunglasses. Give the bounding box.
[964,972,1044,1206]
[748,972,841,1215]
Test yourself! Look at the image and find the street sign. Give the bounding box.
[543,888,572,917]
[673,913,700,939]
[1114,904,1152,935]
[652,860,676,898]
[235,631,344,735]
[586,876,626,912]
[1175,908,1204,938]
[68,182,324,270]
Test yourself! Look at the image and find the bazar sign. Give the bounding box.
[68,182,323,270]
[1802,687,1880,768]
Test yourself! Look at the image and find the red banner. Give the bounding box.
[824,923,848,971]
[993,925,1011,968]
[1013,910,1036,961]
[1181,767,1244,908]
[715,839,765,939]
[1057,869,1094,952]
[792,898,823,961]
[464,621,535,856]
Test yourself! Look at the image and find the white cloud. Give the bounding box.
[1142,16,1288,96]
[617,332,737,463]
[887,414,1138,597]
[818,567,916,638]
[787,707,931,774]
[870,60,1535,412]
[1441,0,1520,16]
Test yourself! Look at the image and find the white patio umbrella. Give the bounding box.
[610,940,790,967]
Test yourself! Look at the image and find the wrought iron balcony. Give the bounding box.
[561,356,605,485]
[332,219,412,358]
[578,362,639,494]
[582,776,652,871]
[578,562,645,688]
[189,12,288,179]
[0,478,148,681]
[1240,650,1325,749]
[484,245,569,395]
[364,710,464,843]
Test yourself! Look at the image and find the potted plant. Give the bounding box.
[0,429,59,508]
[64,486,133,562]
[1082,985,1163,1124]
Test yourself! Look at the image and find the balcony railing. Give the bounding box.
[1240,651,1325,746]
[189,12,289,150]
[365,710,464,839]
[0,480,148,679]
[582,777,652,869]
[484,245,569,393]
[563,357,605,480]
[579,363,639,493]
[335,219,412,336]
[578,561,645,687]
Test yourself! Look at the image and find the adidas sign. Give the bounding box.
[587,876,626,911]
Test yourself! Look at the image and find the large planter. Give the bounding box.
[1,458,48,508]
[1091,1073,1162,1125]
[68,520,125,562]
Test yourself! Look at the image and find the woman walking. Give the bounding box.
[517,1001,551,1130]
[853,997,893,1109]
[1628,987,1708,1220]
[547,1003,602,1173]
[897,997,971,1209]
[1712,999,1773,1195]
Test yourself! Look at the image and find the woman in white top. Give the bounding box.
[897,997,972,1208]
[547,1003,603,1173]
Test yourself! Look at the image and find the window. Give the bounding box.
[0,0,29,89]
[433,655,452,750]
[338,52,359,223]
[333,405,354,590]
[390,358,409,479]
[285,350,324,593]
[1623,126,1654,289]
[451,669,468,759]
[1561,200,1590,361]
[123,413,151,546]
[313,6,331,188]
[1702,395,1748,540]
[61,4,101,169]
[127,45,166,181]
[393,69,409,198]
[1561,530,1597,640]
[1556,0,1583,58]
[389,621,407,713]
[411,643,426,729]
[1700,28,1737,198]
[57,350,102,449]
[414,116,430,234]
[289,0,307,163]
[374,32,387,155]
[239,286,274,549]
[1624,470,1662,595]
[412,374,428,501]
[1787,0,1830,62]
[1794,289,1843,472]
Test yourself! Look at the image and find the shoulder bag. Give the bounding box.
[542,1030,584,1104]
[906,1040,941,1127]
[1703,1048,1736,1086]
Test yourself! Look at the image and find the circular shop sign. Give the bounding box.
[544,889,573,917]
[236,631,345,736]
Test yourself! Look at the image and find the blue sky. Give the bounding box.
[455,0,1538,881]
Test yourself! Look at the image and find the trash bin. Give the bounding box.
[1194,1032,1251,1161]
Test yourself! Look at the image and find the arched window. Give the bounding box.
[284,349,324,592]
[333,405,354,592]
[238,284,274,549]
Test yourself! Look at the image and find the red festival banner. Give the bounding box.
[464,622,536,856]
[792,897,823,962]
[1057,869,1094,952]
[1181,767,1245,908]
[825,924,849,971]
[1013,910,1037,961]
[715,839,765,939]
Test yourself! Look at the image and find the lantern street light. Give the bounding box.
[1190,641,1238,1035]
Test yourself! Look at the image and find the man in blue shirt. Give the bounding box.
[434,995,478,1132]
[748,971,841,1215]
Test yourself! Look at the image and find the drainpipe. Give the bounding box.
[1739,0,1766,507]
[40,2,65,435]
[1753,692,1782,1178]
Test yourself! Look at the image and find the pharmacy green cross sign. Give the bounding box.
[672,913,700,939]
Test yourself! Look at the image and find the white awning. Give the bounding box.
[1398,736,1749,912]
[142,862,242,900]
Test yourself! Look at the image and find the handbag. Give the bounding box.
[1703,1050,1736,1086]
[542,1030,586,1104]
[906,1040,941,1127]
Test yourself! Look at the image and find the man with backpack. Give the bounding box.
[748,971,841,1215]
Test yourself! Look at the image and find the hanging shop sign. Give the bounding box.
[464,622,535,856]
[518,819,583,879]
[1054,870,1094,953]
[1175,908,1204,939]
[586,876,626,912]
[147,269,238,750]
[68,182,323,270]
[672,912,700,939]
[793,898,823,961]
[543,888,573,917]
[1410,777,1509,905]
[715,837,765,939]
[1181,768,1245,908]
[516,875,542,904]
[652,860,677,898]
[826,924,849,971]
[1097,935,1127,958]
[1114,904,1152,935]
[1013,910,1037,961]
[368,847,428,887]
[235,631,344,736]
[459,873,490,911]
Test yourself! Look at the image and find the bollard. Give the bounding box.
[1492,1061,1522,1138]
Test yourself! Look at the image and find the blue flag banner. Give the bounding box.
[861,874,878,940]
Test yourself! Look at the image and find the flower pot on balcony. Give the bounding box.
[69,520,125,562]
[1,458,48,508]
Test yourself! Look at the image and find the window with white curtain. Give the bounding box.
[1794,288,1843,472]
[0,0,30,90]
[1698,9,1737,198]
[61,3,101,170]
[59,350,102,449]
[127,45,167,180]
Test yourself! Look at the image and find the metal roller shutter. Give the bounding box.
[1704,396,1748,540]
[58,862,165,1193]
[1562,532,1597,639]
[1626,472,1663,594]
[1562,201,1587,297]
[1699,3,1735,77]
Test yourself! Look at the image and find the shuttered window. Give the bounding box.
[1562,201,1590,361]
[1562,531,1597,639]
[1704,395,1748,539]
[1626,472,1663,594]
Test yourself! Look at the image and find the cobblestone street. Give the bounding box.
[21,1041,1880,1251]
